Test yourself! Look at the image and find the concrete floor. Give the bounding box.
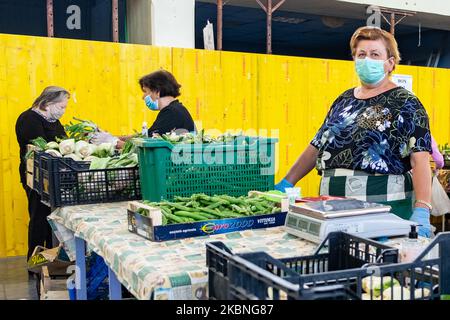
[0,256,39,300]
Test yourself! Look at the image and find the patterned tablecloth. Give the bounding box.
[48,202,320,300]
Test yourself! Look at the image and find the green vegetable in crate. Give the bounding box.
[59,139,76,155]
[45,141,59,150]
[31,137,48,150]
[92,142,115,158]
[25,137,48,158]
[121,134,143,155]
[88,153,138,170]
[83,155,99,162]
[45,149,62,157]
[89,157,111,170]
[75,140,95,158]
[173,211,212,221]
[152,129,247,145]
[137,193,282,225]
[361,276,400,297]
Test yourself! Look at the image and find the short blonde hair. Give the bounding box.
[350,26,401,64]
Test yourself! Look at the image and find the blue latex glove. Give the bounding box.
[410,207,432,238]
[274,178,294,193]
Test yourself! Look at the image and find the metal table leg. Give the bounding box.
[75,236,87,300]
[108,266,122,300]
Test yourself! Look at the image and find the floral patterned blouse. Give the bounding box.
[311,87,432,175]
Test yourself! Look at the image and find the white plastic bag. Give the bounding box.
[431,176,450,217]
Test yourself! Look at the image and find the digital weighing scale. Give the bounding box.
[284,199,416,243]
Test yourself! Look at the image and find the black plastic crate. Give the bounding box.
[205,241,352,300]
[37,151,141,207]
[206,241,234,300]
[221,232,450,300]
[206,232,399,300]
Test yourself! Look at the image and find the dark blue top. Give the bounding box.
[311,87,432,175]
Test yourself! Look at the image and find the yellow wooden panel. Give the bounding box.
[1,33,449,257]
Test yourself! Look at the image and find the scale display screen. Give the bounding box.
[309,221,321,236]
[286,214,321,237]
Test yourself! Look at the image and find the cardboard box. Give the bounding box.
[39,266,70,300]
[28,245,73,274]
[127,192,289,241]
[26,171,34,189]
[26,144,39,190]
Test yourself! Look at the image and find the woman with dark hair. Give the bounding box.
[15,86,70,261]
[91,70,195,147]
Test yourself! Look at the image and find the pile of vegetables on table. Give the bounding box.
[27,118,139,169]
[136,192,283,225]
[151,130,249,145]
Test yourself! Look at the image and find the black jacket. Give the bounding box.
[15,109,66,185]
[148,100,195,135]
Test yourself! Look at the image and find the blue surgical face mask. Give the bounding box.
[144,95,159,111]
[355,57,388,85]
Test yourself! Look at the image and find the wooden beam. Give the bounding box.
[47,0,54,37]
[256,0,286,54]
[390,12,395,35]
[217,0,223,50]
[112,0,119,42]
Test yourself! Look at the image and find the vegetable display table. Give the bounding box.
[48,202,319,300]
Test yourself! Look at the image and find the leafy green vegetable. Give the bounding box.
[31,137,48,150]
[92,143,115,158]
[64,117,98,141]
[89,157,111,170]
[121,134,144,155]
[151,130,246,145]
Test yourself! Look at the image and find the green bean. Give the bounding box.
[230,204,248,214]
[198,207,222,215]
[215,195,241,204]
[160,206,172,215]
[210,196,230,205]
[142,200,159,207]
[191,211,216,219]
[206,201,228,209]
[248,202,266,212]
[216,211,245,218]
[162,202,195,212]
[253,211,266,216]
[165,213,185,224]
[137,208,149,217]
[174,196,192,202]
[271,206,281,213]
[174,211,211,221]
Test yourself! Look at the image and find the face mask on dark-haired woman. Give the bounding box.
[145,95,159,111]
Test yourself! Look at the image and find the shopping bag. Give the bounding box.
[431,175,450,216]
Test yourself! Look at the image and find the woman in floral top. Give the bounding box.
[276,26,433,237]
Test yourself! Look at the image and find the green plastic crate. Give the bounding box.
[135,136,277,201]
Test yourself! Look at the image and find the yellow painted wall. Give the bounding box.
[0,33,449,257]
